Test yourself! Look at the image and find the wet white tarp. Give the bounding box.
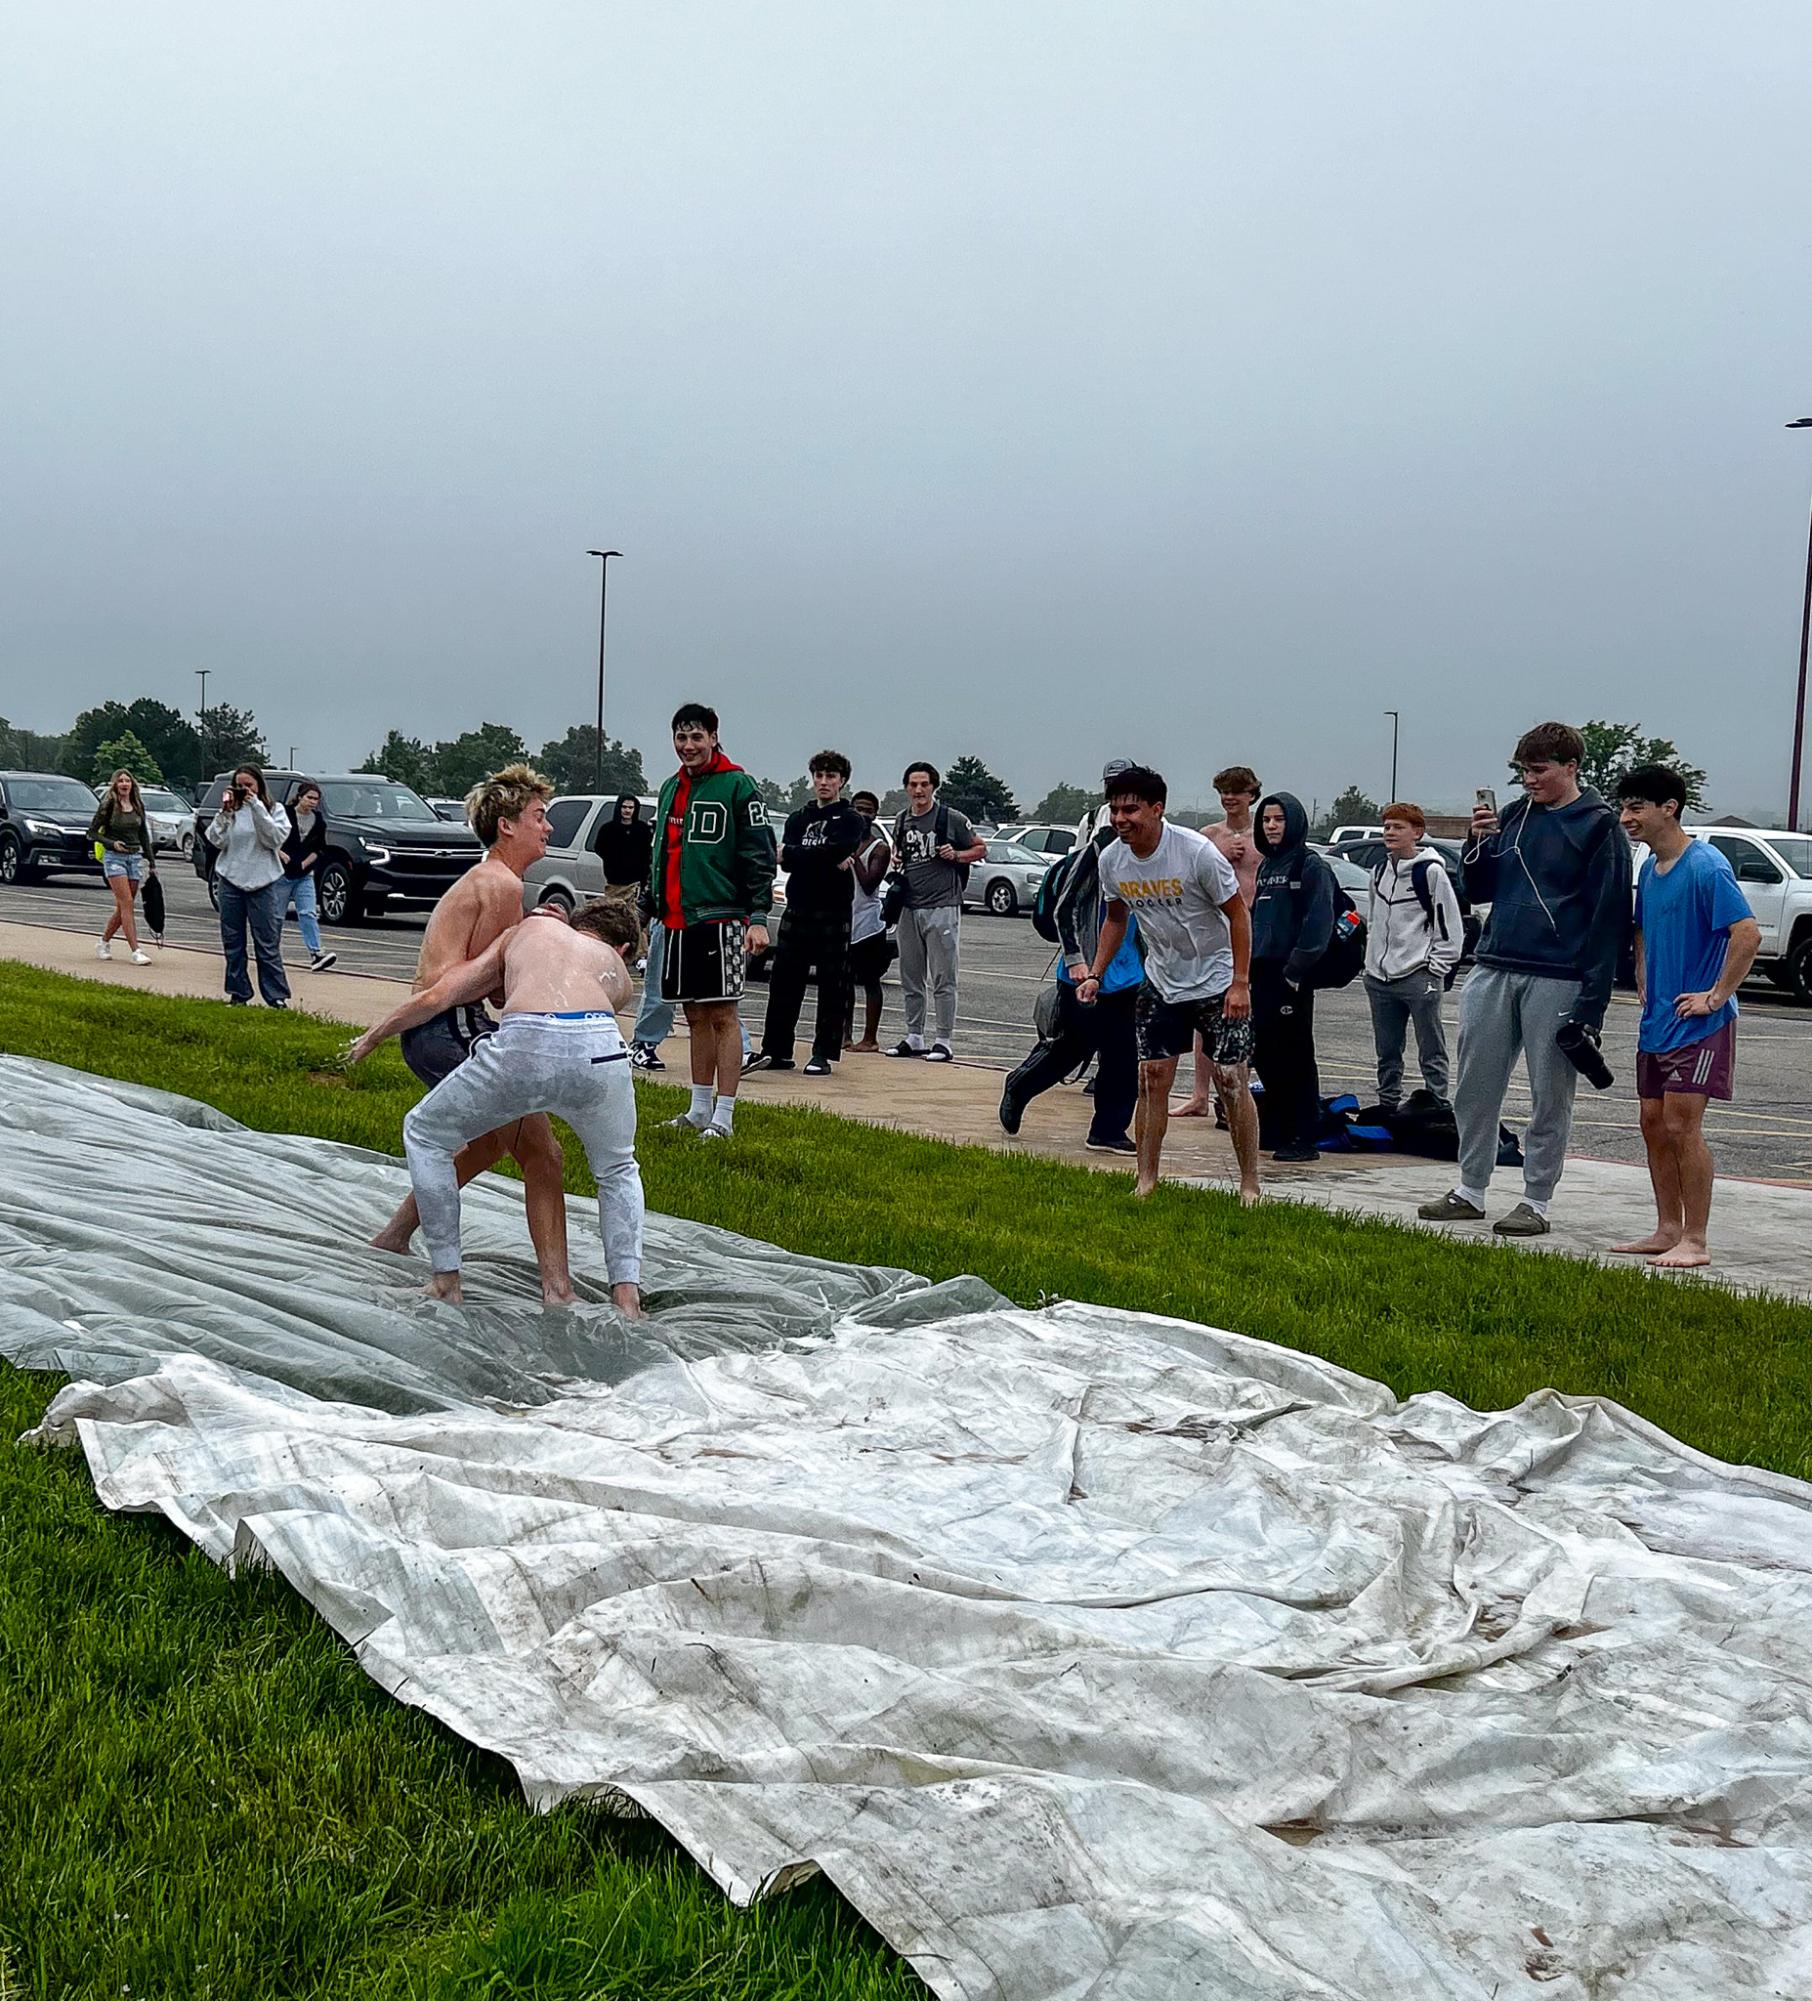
[5,1057,1811,1999]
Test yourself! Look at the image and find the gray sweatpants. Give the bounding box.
[1453,966,1582,1203]
[402,1012,645,1284]
[897,904,961,1047]
[1364,970,1451,1106]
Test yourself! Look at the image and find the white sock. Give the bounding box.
[1458,1185,1487,1209]
[711,1094,736,1133]
[906,1033,926,1049]
[1523,1195,1549,1217]
[688,1084,714,1123]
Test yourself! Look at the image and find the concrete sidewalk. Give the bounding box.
[3,916,1807,1303]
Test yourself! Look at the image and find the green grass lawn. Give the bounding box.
[2,960,1809,1999]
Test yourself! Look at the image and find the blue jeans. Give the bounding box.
[633,921,676,1047]
[218,878,291,1005]
[282,872,324,956]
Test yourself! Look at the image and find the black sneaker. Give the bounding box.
[1271,1142,1319,1163]
[999,1080,1026,1135]
[630,1044,665,1071]
[309,951,338,972]
[743,1052,793,1073]
[887,1040,924,1058]
[803,1057,833,1076]
[1085,1134,1137,1154]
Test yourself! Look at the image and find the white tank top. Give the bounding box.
[849,833,889,944]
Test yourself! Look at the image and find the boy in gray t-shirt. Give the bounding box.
[886,762,986,1060]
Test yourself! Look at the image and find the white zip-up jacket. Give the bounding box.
[1365,851,1463,982]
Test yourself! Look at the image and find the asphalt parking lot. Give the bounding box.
[8,865,1812,1183]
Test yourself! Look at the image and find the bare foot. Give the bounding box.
[848,1039,879,1053]
[1610,1231,1680,1255]
[1649,1242,1711,1270]
[613,1281,644,1318]
[542,1279,576,1308]
[424,1271,464,1304]
[1133,1176,1158,1199]
[370,1220,415,1255]
[1238,1183,1262,1208]
[1171,1097,1211,1119]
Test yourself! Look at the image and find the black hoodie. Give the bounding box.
[1461,787,1630,1028]
[594,795,654,886]
[1251,792,1337,980]
[779,795,865,916]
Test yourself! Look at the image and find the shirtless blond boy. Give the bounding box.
[368,763,573,1300]
[350,899,645,1316]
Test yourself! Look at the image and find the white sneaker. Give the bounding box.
[95,940,112,960]
[129,949,151,966]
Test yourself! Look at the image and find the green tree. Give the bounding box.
[120,699,204,789]
[940,754,1018,825]
[878,786,909,821]
[0,716,70,769]
[1033,782,1094,824]
[535,726,646,795]
[430,722,528,797]
[1311,786,1382,840]
[198,704,266,773]
[759,774,813,815]
[356,730,434,791]
[1541,720,1710,810]
[91,731,164,786]
[61,701,131,780]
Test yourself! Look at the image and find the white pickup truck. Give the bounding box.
[1630,827,1812,1000]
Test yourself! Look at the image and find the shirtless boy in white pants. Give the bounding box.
[349,899,646,1316]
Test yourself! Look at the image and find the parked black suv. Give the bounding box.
[191,771,482,924]
[0,770,106,883]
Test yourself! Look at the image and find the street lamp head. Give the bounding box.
[1788,419,1812,430]
[587,549,623,559]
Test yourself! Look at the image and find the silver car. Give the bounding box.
[963,840,1054,917]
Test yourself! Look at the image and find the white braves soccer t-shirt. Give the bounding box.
[1097,821,1240,1003]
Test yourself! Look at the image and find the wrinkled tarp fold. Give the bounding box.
[3,1057,1810,2000]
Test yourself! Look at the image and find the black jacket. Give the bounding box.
[594,797,654,887]
[282,804,327,880]
[1251,792,1337,979]
[1462,787,1630,1029]
[780,797,865,917]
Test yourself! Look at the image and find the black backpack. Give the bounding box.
[1303,889,1366,989]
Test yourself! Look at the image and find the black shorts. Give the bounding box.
[399,1003,495,1087]
[660,918,747,1005]
[847,930,896,987]
[1135,985,1255,1068]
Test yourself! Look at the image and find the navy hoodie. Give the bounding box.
[1252,792,1337,979]
[1461,787,1630,1028]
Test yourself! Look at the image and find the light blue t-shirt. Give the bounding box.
[1634,840,1752,1054]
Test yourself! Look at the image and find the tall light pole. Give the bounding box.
[1384,708,1400,802]
[1788,420,1812,832]
[586,550,622,791]
[195,669,210,770]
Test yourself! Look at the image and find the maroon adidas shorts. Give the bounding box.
[1635,1020,1736,1101]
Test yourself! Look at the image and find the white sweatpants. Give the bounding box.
[402,1011,644,1284]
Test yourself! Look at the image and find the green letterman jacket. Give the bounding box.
[652,752,778,928]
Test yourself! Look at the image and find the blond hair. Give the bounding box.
[466,762,553,848]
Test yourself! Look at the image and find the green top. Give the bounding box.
[651,759,776,927]
[87,800,154,861]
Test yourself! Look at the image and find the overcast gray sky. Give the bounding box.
[4,2,1810,816]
